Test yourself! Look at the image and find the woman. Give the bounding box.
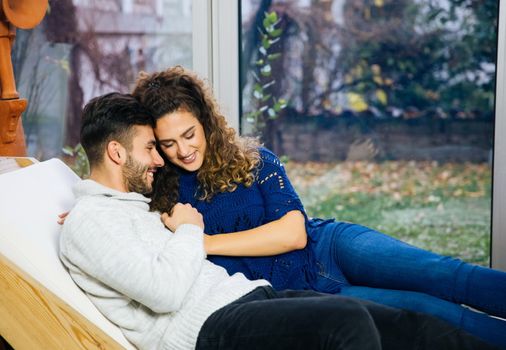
[133,66,506,348]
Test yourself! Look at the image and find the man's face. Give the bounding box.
[122,125,164,194]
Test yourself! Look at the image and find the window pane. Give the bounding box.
[13,0,192,160]
[240,0,497,265]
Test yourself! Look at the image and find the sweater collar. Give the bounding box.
[178,169,198,186]
[73,179,151,204]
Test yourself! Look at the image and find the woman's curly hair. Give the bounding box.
[132,66,260,213]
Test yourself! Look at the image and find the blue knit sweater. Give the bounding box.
[178,148,316,290]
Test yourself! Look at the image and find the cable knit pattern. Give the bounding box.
[60,180,269,350]
[178,148,317,290]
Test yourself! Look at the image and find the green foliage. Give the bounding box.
[337,0,498,117]
[279,154,290,164]
[62,143,90,179]
[245,11,287,134]
[245,1,498,118]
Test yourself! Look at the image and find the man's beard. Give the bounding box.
[122,154,152,194]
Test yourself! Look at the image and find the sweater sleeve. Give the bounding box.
[60,209,205,313]
[257,148,307,222]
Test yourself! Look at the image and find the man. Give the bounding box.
[59,92,497,350]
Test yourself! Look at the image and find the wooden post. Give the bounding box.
[0,0,48,156]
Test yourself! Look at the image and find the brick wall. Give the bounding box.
[263,115,493,162]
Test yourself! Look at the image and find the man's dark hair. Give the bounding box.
[80,92,155,168]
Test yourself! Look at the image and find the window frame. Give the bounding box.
[492,0,506,271]
[192,0,240,131]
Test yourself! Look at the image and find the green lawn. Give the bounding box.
[285,161,491,266]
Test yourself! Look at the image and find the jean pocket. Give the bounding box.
[316,261,346,281]
[314,273,344,294]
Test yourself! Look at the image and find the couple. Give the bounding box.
[59,66,506,349]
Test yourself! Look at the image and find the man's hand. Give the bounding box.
[57,211,69,225]
[161,203,204,232]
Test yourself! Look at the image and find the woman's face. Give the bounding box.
[155,109,207,172]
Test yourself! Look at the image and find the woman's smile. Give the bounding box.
[155,109,207,172]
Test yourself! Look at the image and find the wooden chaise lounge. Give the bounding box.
[0,158,135,349]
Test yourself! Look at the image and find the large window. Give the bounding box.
[13,0,506,269]
[14,0,192,160]
[240,0,499,266]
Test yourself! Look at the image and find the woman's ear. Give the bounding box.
[106,141,126,165]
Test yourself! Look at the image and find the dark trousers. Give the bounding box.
[196,286,498,350]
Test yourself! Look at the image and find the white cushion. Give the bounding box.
[0,158,135,349]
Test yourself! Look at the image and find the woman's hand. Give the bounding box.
[57,211,69,225]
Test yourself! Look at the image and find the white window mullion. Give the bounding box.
[192,0,213,81]
[492,0,506,271]
[192,0,240,132]
[210,0,240,132]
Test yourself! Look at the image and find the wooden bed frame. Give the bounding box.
[0,253,124,349]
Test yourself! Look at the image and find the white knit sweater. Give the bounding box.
[59,180,269,350]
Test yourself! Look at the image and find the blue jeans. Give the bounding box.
[196,286,495,350]
[309,220,506,349]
